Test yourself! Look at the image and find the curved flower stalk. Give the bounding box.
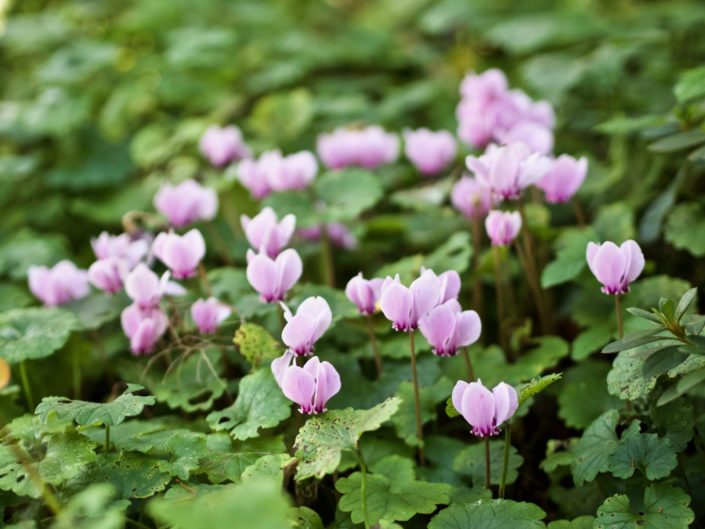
[403,128,457,176]
[152,229,206,279]
[28,261,89,307]
[153,179,218,227]
[246,248,302,303]
[281,296,332,356]
[191,297,231,334]
[241,207,296,258]
[199,125,251,167]
[275,355,341,414]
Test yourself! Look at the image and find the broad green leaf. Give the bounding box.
[571,410,619,486]
[79,451,172,499]
[594,485,694,529]
[606,350,658,400]
[593,202,634,242]
[572,324,611,360]
[336,455,451,526]
[35,384,155,426]
[540,228,595,288]
[517,373,562,405]
[233,323,281,368]
[546,517,594,529]
[206,368,291,441]
[392,377,452,447]
[0,231,69,279]
[39,430,97,486]
[315,169,383,223]
[608,421,677,480]
[289,506,324,529]
[453,439,523,486]
[0,307,79,363]
[642,346,689,378]
[198,435,287,485]
[557,361,620,429]
[64,293,126,331]
[649,130,705,153]
[248,88,314,145]
[294,397,401,480]
[665,203,705,257]
[651,399,694,453]
[50,483,126,529]
[429,499,547,529]
[675,65,705,103]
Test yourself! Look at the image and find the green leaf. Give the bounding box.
[642,347,689,379]
[649,130,705,153]
[206,368,291,441]
[429,499,547,529]
[675,288,698,321]
[665,203,705,257]
[51,483,126,529]
[35,384,155,426]
[540,228,595,288]
[453,439,523,486]
[558,360,620,429]
[546,517,594,529]
[602,329,664,354]
[336,455,451,526]
[0,231,69,279]
[572,324,612,360]
[248,88,314,145]
[315,169,383,223]
[674,66,705,103]
[392,377,452,447]
[517,373,562,405]
[607,349,658,400]
[594,484,694,529]
[651,399,694,453]
[39,430,97,486]
[0,307,79,363]
[289,506,324,529]
[294,397,401,481]
[234,323,282,368]
[63,293,126,331]
[571,410,619,486]
[198,435,287,485]
[608,421,677,480]
[79,451,172,499]
[150,477,290,529]
[593,202,634,242]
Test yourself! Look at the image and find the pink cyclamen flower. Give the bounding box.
[154,179,218,227]
[298,223,357,250]
[586,240,644,295]
[91,232,148,267]
[279,356,341,414]
[124,263,185,310]
[282,296,332,356]
[237,150,317,199]
[246,248,302,303]
[403,128,457,176]
[28,260,89,307]
[317,126,399,170]
[152,229,206,279]
[422,268,461,304]
[241,207,296,258]
[87,257,130,294]
[451,176,494,220]
[191,297,231,334]
[345,273,384,315]
[379,270,441,332]
[536,155,588,204]
[199,125,251,167]
[485,210,522,246]
[496,120,554,156]
[121,303,168,355]
[466,142,550,201]
[452,379,518,437]
[419,300,481,357]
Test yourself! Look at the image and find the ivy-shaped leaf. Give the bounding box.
[336,455,451,526]
[453,439,523,486]
[38,430,97,486]
[35,384,155,426]
[206,368,291,441]
[315,169,383,223]
[198,435,287,485]
[234,323,282,368]
[0,307,79,363]
[594,484,694,529]
[78,451,172,499]
[294,397,401,481]
[51,483,127,529]
[429,499,547,529]
[571,409,619,486]
[608,421,678,480]
[393,377,452,447]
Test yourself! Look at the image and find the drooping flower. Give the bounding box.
[271,350,295,386]
[91,232,148,267]
[28,261,89,307]
[485,210,522,246]
[586,240,644,295]
[199,125,251,167]
[152,229,206,279]
[536,155,588,204]
[422,268,461,304]
[241,207,296,258]
[452,379,518,437]
[124,263,185,310]
[281,296,332,356]
[191,297,231,334]
[403,128,457,176]
[279,356,341,414]
[345,273,384,315]
[419,300,481,357]
[121,303,169,355]
[450,176,494,220]
[246,248,302,303]
[297,223,357,249]
[466,142,550,201]
[87,257,130,295]
[237,150,318,199]
[154,179,218,227]
[379,270,441,332]
[317,126,399,170]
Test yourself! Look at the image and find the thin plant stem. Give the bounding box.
[517,201,551,334]
[357,450,370,529]
[499,422,511,499]
[198,263,213,297]
[615,295,623,340]
[320,225,335,288]
[365,315,383,377]
[573,200,586,228]
[484,437,491,492]
[72,348,81,399]
[491,245,507,353]
[19,360,34,411]
[408,331,425,465]
[462,347,475,381]
[470,217,484,314]
[105,424,111,452]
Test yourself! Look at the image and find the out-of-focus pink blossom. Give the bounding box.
[121,303,169,355]
[586,240,644,295]
[91,232,148,268]
[278,356,341,414]
[419,299,481,357]
[379,270,441,332]
[124,263,185,310]
[191,297,231,334]
[403,128,457,176]
[154,179,218,227]
[452,379,518,437]
[451,176,494,220]
[345,273,383,315]
[281,296,332,356]
[298,223,357,250]
[28,261,89,307]
[536,155,588,203]
[317,126,399,170]
[237,150,318,199]
[199,125,251,167]
[241,207,296,258]
[422,268,461,304]
[485,210,522,246]
[88,257,130,295]
[152,229,206,279]
[246,248,302,303]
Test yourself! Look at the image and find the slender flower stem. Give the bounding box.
[198,263,213,297]
[320,225,335,288]
[462,347,475,381]
[491,245,507,353]
[615,295,623,340]
[357,450,370,529]
[105,424,111,452]
[470,217,484,315]
[19,361,34,411]
[499,423,511,499]
[573,200,586,228]
[408,331,425,465]
[72,348,81,399]
[517,201,551,334]
[484,437,491,492]
[365,315,383,377]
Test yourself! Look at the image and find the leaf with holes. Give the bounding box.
[608,421,677,480]
[234,323,282,368]
[594,484,693,529]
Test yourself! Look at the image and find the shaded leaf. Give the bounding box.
[594,484,693,529]
[0,307,79,363]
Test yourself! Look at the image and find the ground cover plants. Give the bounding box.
[2,0,705,528]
